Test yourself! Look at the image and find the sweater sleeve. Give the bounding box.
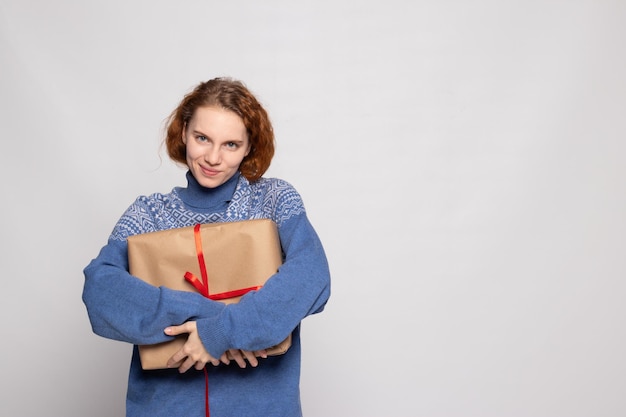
[195,184,331,357]
[82,206,226,345]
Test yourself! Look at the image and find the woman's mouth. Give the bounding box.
[200,166,220,177]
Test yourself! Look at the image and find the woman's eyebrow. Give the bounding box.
[191,129,210,137]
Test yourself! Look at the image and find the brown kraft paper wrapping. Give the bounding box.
[127,218,291,370]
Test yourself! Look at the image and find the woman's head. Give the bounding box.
[165,77,275,182]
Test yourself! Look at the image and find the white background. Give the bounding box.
[1,1,625,416]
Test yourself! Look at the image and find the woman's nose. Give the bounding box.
[204,147,221,165]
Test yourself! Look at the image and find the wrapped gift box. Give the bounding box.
[127,218,291,370]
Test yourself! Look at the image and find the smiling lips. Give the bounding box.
[200,166,220,177]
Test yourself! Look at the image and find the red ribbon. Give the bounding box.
[184,224,263,300]
[183,223,264,417]
[184,224,210,297]
[184,274,262,301]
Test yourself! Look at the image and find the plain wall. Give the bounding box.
[1,1,625,416]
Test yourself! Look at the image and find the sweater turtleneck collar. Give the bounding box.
[176,170,240,210]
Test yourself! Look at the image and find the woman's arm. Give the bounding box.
[194,185,331,358]
[82,214,226,346]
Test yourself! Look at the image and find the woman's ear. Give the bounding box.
[181,123,187,144]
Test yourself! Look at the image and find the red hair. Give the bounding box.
[165,78,275,182]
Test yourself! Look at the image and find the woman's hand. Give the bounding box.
[165,321,220,373]
[221,348,268,368]
[164,322,268,372]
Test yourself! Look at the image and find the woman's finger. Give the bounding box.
[241,350,259,367]
[228,349,247,368]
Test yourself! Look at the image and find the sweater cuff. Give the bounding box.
[196,316,230,358]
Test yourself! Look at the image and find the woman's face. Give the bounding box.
[183,106,250,189]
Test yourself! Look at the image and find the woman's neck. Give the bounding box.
[177,170,240,209]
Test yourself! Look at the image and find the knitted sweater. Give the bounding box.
[82,171,331,417]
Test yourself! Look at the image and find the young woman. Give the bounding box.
[82,77,331,417]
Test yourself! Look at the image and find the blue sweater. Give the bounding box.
[82,171,331,417]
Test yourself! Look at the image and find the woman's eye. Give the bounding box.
[226,142,238,149]
[197,135,208,142]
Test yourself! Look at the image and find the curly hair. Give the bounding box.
[164,77,275,182]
